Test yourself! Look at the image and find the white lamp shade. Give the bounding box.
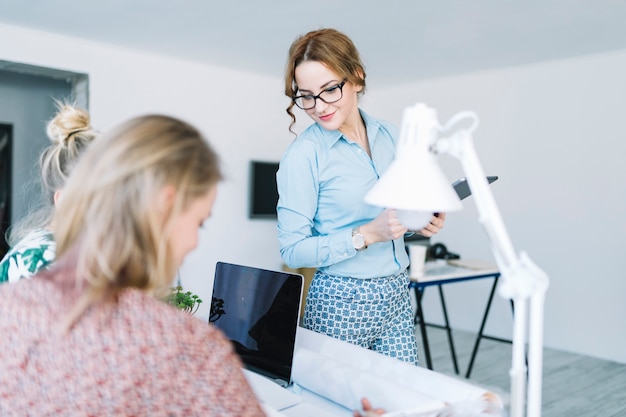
[365,152,462,229]
[364,103,462,230]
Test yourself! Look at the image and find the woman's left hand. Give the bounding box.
[353,397,386,417]
[418,212,446,237]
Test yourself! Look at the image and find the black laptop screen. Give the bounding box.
[210,262,303,383]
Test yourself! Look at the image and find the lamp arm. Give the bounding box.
[435,130,517,269]
[434,128,549,417]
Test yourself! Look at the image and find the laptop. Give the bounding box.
[210,261,304,388]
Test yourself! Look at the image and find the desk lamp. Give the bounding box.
[365,103,549,417]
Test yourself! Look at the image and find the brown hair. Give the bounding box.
[284,28,367,134]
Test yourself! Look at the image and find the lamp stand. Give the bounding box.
[433,111,550,417]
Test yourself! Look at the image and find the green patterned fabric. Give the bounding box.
[0,229,56,283]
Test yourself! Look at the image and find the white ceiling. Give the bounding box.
[3,0,626,85]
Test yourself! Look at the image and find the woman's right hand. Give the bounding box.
[353,397,386,417]
[361,208,408,246]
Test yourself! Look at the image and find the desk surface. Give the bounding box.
[411,259,499,286]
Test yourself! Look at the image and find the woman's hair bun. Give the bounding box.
[46,103,92,146]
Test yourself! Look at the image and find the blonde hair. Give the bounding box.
[51,114,222,329]
[8,101,97,245]
[284,28,367,134]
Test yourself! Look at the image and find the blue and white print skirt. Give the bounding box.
[302,269,418,365]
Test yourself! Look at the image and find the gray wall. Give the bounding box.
[0,70,73,231]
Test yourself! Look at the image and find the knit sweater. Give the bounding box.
[0,278,266,417]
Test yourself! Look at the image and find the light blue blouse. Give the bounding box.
[277,109,409,279]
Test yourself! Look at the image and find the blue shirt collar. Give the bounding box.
[315,109,381,150]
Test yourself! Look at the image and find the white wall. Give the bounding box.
[2,22,624,364]
[0,23,295,318]
[365,51,626,364]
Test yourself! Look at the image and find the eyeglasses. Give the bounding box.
[292,79,347,110]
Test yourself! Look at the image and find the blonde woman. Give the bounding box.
[0,102,97,282]
[0,115,265,416]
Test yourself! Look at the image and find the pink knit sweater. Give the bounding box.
[0,278,266,417]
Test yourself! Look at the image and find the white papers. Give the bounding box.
[292,348,445,414]
[292,328,503,417]
[412,260,499,283]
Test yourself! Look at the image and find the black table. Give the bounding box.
[409,260,504,378]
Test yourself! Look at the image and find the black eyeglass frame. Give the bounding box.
[292,79,347,110]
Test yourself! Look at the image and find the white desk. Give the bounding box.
[245,368,348,416]
[409,260,502,378]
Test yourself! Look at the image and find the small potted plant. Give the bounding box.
[165,285,203,315]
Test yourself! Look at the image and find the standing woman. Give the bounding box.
[0,115,265,416]
[277,28,446,364]
[0,102,98,282]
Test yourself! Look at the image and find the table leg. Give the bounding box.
[414,287,433,370]
[438,285,459,375]
[465,276,499,378]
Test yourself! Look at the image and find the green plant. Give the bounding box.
[165,286,203,315]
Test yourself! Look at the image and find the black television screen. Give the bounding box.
[249,160,279,219]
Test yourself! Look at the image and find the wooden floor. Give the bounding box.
[416,327,626,417]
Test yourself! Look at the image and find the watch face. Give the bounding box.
[352,233,365,250]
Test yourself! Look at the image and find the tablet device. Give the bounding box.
[453,176,498,200]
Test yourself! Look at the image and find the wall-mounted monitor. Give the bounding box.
[248,160,279,219]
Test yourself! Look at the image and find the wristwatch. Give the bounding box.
[352,227,367,251]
